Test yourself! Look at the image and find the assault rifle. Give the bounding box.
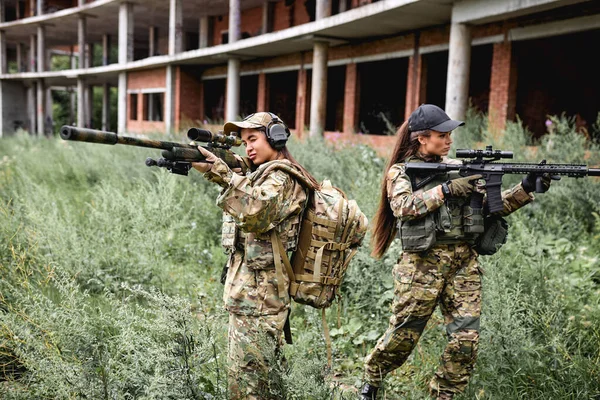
[405,145,600,214]
[59,126,252,176]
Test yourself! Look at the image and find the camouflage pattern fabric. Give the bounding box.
[203,157,307,398]
[364,244,481,395]
[205,158,307,316]
[363,155,536,396]
[228,312,288,400]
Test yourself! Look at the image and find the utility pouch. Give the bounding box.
[474,216,508,255]
[399,214,436,252]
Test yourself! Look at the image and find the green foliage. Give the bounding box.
[1,113,600,399]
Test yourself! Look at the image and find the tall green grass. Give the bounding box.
[1,112,599,399]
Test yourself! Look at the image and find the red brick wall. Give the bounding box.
[128,68,166,90]
[489,40,517,135]
[343,63,359,133]
[127,68,167,133]
[177,67,203,129]
[241,5,264,37]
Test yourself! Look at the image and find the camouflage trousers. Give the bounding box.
[227,311,288,400]
[364,243,481,396]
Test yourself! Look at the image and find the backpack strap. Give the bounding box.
[270,230,296,298]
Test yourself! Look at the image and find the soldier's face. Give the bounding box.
[240,128,279,165]
[418,130,453,156]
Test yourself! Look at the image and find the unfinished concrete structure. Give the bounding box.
[1,0,599,152]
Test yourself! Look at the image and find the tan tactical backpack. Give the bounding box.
[253,161,368,364]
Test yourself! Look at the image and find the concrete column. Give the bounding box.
[169,0,182,55]
[77,78,86,127]
[78,15,86,68]
[36,0,44,15]
[85,84,92,127]
[343,63,359,134]
[36,24,45,72]
[295,66,307,137]
[257,72,267,111]
[36,79,45,135]
[86,43,93,68]
[149,26,157,56]
[316,0,331,20]
[118,2,133,133]
[16,42,26,72]
[229,0,240,43]
[0,30,6,75]
[339,0,347,12]
[118,2,134,64]
[309,41,328,137]
[226,57,240,121]
[70,51,76,124]
[28,84,36,132]
[165,64,176,133]
[117,72,126,133]
[445,22,471,122]
[29,0,34,16]
[0,0,5,23]
[261,0,270,34]
[78,0,84,5]
[199,16,209,48]
[102,34,110,65]
[29,34,36,71]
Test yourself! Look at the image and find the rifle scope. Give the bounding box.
[187,128,242,148]
[456,146,513,160]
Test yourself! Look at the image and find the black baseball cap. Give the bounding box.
[408,104,464,133]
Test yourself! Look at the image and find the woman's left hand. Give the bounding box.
[192,146,217,173]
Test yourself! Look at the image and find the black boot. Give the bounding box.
[359,383,379,400]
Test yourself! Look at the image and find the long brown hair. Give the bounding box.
[370,121,430,258]
[279,147,320,191]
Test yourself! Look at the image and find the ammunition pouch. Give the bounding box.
[399,214,436,252]
[474,215,508,255]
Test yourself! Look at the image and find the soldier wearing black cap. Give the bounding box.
[359,104,551,399]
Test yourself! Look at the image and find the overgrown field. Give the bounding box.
[1,113,599,399]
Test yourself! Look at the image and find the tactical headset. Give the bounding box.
[243,112,290,150]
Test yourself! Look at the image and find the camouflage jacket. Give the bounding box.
[204,158,308,316]
[388,154,534,222]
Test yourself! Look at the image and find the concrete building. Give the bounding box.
[0,0,599,152]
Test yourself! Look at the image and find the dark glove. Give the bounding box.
[443,174,483,198]
[521,160,561,193]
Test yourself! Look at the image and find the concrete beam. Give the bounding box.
[78,15,86,69]
[36,24,45,72]
[229,0,240,43]
[309,41,328,137]
[445,23,471,122]
[118,2,133,64]
[165,64,176,133]
[226,57,240,121]
[168,0,182,55]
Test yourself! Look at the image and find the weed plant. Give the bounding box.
[1,111,599,399]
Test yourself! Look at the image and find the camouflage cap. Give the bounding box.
[224,112,278,136]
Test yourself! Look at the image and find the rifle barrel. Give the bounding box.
[59,126,194,151]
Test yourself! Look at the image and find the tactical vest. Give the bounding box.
[399,159,480,252]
